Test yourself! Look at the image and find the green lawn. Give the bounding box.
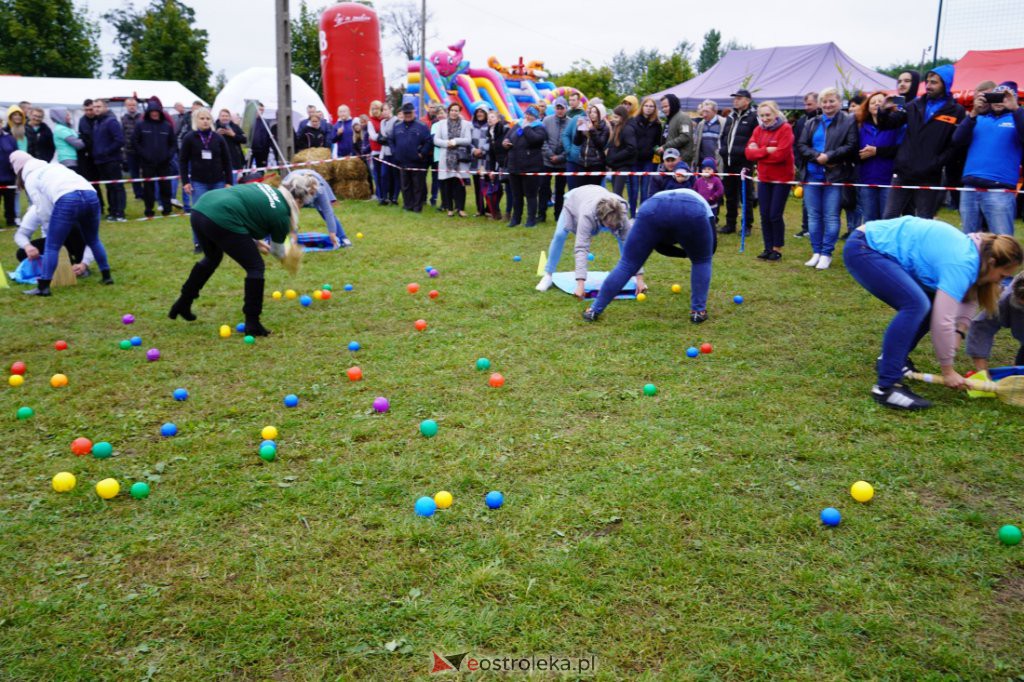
[1,192,1022,681]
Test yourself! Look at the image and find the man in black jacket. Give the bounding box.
[878,65,965,219]
[718,89,758,234]
[78,99,104,213]
[121,98,143,200]
[92,99,127,222]
[391,103,434,212]
[134,98,177,217]
[249,102,272,171]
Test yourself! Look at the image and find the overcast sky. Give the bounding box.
[82,0,1021,89]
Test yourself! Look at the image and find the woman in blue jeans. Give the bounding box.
[795,88,858,270]
[584,189,716,324]
[11,151,112,296]
[843,216,1022,410]
[281,169,350,247]
[180,108,233,251]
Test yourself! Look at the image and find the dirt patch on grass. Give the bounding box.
[976,565,1024,653]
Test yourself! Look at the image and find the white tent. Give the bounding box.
[212,67,329,126]
[0,76,205,111]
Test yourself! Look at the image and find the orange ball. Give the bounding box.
[700,343,713,354]
[71,437,93,456]
[489,372,505,388]
[321,290,332,300]
[50,373,68,388]
[414,319,427,331]
[407,282,420,294]
[428,290,439,299]
[346,366,363,381]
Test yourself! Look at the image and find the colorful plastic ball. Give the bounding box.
[71,437,92,455]
[16,406,33,420]
[489,372,505,388]
[299,295,312,307]
[513,255,521,262]
[587,252,595,261]
[686,347,699,358]
[173,388,189,401]
[415,496,437,517]
[283,394,299,407]
[485,491,504,509]
[92,441,113,459]
[160,422,178,437]
[733,295,744,304]
[356,232,364,239]
[344,284,354,291]
[130,482,150,499]
[119,339,132,350]
[52,472,76,493]
[236,323,246,333]
[285,289,298,300]
[348,341,360,352]
[407,282,420,294]
[96,478,120,500]
[10,361,26,375]
[243,335,255,345]
[347,366,363,381]
[130,336,142,346]
[219,325,232,338]
[261,425,278,440]
[414,319,427,331]
[146,348,161,362]
[420,419,438,438]
[671,284,682,294]
[313,290,323,300]
[428,268,439,278]
[321,290,332,300]
[850,480,874,503]
[272,290,282,300]
[998,524,1022,546]
[476,357,491,371]
[636,292,647,301]
[434,490,453,509]
[794,185,804,198]
[50,373,69,387]
[424,265,434,273]
[9,374,24,387]
[322,284,333,291]
[372,396,390,413]
[428,289,439,299]
[643,383,657,396]
[54,340,68,351]
[820,507,841,527]
[259,444,277,461]
[700,343,713,354]
[122,314,135,325]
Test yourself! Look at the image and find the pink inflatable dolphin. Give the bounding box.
[431,39,466,77]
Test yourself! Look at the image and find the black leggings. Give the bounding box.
[442,177,466,211]
[192,210,265,280]
[508,174,541,222]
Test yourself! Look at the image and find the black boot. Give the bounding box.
[24,278,52,296]
[243,278,271,336]
[101,269,114,285]
[168,294,197,321]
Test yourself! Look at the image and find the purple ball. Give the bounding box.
[122,314,135,325]
[428,268,439,278]
[146,348,161,362]
[372,396,390,413]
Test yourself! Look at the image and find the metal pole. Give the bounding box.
[932,0,943,68]
[275,0,294,163]
[419,0,426,117]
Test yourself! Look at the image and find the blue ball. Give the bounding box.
[424,265,434,273]
[513,255,521,262]
[283,394,299,407]
[415,496,437,517]
[820,507,841,527]
[160,422,178,437]
[344,284,354,291]
[130,336,142,346]
[299,295,312,307]
[260,439,277,449]
[173,388,189,401]
[348,341,360,352]
[686,346,699,358]
[236,322,246,333]
[587,252,595,261]
[733,295,744,304]
[485,490,504,509]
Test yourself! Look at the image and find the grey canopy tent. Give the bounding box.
[652,42,896,110]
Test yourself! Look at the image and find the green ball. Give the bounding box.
[322,284,332,291]
[476,357,491,371]
[244,335,255,345]
[129,482,150,499]
[16,406,33,420]
[998,524,1022,546]
[259,445,276,462]
[420,419,438,438]
[643,383,657,396]
[92,441,113,459]
[119,339,132,350]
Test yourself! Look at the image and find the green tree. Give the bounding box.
[0,0,100,77]
[636,52,695,98]
[697,29,722,73]
[104,0,213,101]
[291,0,322,97]
[610,48,660,97]
[550,60,619,105]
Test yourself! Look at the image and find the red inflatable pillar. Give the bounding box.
[320,3,385,118]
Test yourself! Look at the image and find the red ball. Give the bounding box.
[10,361,26,375]
[346,366,363,381]
[428,290,439,299]
[489,372,505,388]
[700,343,713,354]
[321,290,332,300]
[54,340,68,351]
[414,319,427,331]
[71,437,93,456]
[407,282,420,294]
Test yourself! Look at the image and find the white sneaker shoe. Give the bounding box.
[815,255,832,270]
[536,273,553,291]
[804,253,821,267]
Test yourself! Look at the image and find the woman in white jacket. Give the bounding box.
[433,102,473,217]
[10,151,111,296]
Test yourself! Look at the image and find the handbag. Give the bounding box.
[455,145,472,163]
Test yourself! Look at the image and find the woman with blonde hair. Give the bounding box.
[179,106,233,251]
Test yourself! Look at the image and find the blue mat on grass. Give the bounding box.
[551,271,636,300]
[297,232,338,252]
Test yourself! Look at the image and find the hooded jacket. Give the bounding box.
[5,105,27,152]
[621,96,640,117]
[91,110,125,165]
[504,119,547,173]
[133,98,177,168]
[604,118,637,170]
[877,64,965,182]
[719,101,758,169]
[661,95,694,161]
[900,70,922,105]
[573,109,609,169]
[952,106,1024,188]
[650,161,695,195]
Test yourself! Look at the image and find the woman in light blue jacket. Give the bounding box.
[434,102,473,217]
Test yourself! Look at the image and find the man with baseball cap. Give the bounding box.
[718,89,757,234]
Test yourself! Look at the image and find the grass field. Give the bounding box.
[1,191,1022,681]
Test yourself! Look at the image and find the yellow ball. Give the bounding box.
[285,289,297,300]
[9,374,24,387]
[434,490,453,509]
[356,232,364,239]
[261,425,278,440]
[312,290,323,300]
[95,478,120,500]
[850,480,874,503]
[272,290,282,300]
[52,472,76,493]
[50,373,68,388]
[636,292,647,302]
[794,185,804,198]
[219,325,232,338]
[671,284,682,294]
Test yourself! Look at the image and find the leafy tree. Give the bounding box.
[379,0,434,61]
[291,0,323,96]
[636,52,694,98]
[550,60,619,105]
[697,29,722,73]
[213,69,228,96]
[0,0,100,77]
[610,48,660,97]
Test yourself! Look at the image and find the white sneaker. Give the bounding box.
[815,255,832,270]
[535,273,553,292]
[804,254,821,267]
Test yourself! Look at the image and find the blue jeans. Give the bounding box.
[371,155,385,201]
[126,152,143,198]
[42,190,109,279]
[959,188,1016,235]
[804,184,842,257]
[629,161,658,216]
[592,191,715,316]
[857,186,890,224]
[189,181,225,245]
[757,182,789,250]
[313,186,346,240]
[843,231,932,388]
[566,161,581,191]
[544,213,625,275]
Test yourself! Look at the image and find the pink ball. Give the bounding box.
[372,397,390,413]
[122,314,135,325]
[146,348,161,362]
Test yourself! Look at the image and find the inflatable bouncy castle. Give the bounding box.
[320,3,386,120]
[407,40,586,120]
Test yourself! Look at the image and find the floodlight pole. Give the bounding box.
[932,0,943,68]
[276,0,295,162]
[419,0,426,117]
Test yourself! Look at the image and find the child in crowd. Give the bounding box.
[966,272,1024,370]
[648,149,694,195]
[693,157,724,225]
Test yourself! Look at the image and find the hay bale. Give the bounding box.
[337,157,368,181]
[293,147,331,167]
[332,179,372,200]
[318,159,344,184]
